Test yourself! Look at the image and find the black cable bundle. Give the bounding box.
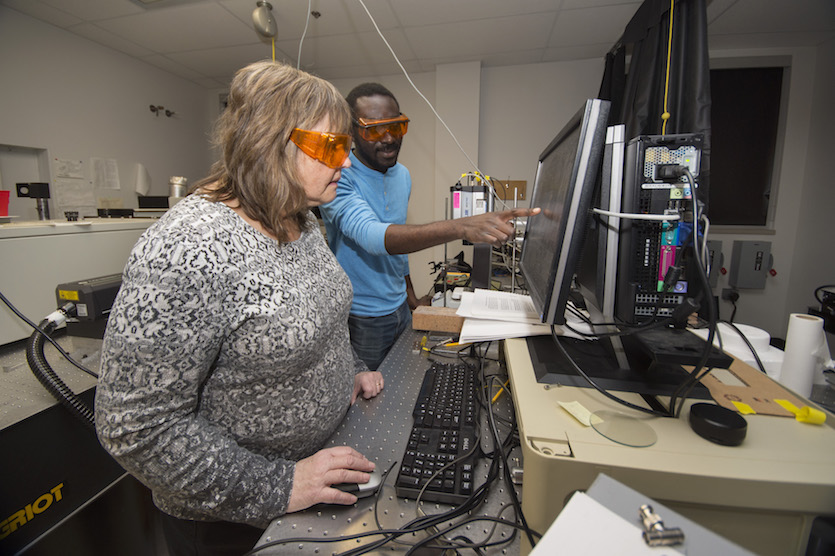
[26,319,96,429]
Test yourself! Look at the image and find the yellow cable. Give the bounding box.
[492,380,509,404]
[661,0,675,135]
[271,37,275,61]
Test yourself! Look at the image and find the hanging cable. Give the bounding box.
[0,289,97,378]
[661,0,676,135]
[667,168,720,417]
[593,207,680,222]
[355,0,485,177]
[551,327,673,417]
[298,0,312,69]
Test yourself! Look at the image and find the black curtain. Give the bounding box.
[599,0,711,203]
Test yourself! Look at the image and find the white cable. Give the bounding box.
[355,0,484,177]
[700,213,710,271]
[592,208,681,222]
[297,0,312,69]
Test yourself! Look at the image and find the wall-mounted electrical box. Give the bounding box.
[728,240,772,289]
[706,240,724,288]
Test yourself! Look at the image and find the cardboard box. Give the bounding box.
[493,179,526,201]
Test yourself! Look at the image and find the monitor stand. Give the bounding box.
[627,326,733,368]
[525,329,723,411]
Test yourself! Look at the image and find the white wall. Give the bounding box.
[330,71,440,298]
[2,5,831,341]
[786,37,835,342]
[480,58,606,195]
[340,46,832,341]
[331,58,605,299]
[0,6,214,220]
[707,46,829,339]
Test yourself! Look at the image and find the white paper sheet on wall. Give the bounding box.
[91,157,120,190]
[134,162,151,196]
[54,158,84,179]
[54,178,97,217]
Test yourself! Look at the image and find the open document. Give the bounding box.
[455,289,594,343]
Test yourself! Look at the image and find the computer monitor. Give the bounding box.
[519,108,729,402]
[518,99,610,326]
[574,124,625,326]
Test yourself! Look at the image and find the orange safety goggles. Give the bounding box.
[353,114,409,142]
[289,129,352,169]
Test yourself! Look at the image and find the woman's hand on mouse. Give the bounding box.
[287,446,376,512]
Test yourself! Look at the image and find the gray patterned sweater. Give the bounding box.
[95,194,365,528]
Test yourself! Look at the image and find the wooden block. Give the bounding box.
[412,306,463,334]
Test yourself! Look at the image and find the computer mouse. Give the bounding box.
[332,469,382,498]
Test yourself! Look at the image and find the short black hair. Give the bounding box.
[345,82,399,117]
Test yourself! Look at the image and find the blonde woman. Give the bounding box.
[95,61,383,555]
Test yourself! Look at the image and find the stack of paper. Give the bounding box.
[456,289,591,344]
[455,289,593,343]
[455,291,548,343]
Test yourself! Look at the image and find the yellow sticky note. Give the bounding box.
[731,401,756,415]
[558,401,592,427]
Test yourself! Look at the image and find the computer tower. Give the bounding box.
[615,133,704,324]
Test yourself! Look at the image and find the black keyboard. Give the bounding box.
[395,361,481,505]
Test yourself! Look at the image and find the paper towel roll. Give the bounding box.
[691,323,784,381]
[722,323,771,353]
[779,313,827,397]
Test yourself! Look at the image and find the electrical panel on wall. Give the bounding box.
[706,240,724,288]
[728,240,772,289]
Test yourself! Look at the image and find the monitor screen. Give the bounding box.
[519,99,610,325]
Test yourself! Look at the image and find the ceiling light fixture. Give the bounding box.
[252,1,277,39]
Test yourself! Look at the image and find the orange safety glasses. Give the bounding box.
[353,114,409,142]
[289,129,352,169]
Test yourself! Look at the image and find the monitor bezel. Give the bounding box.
[519,98,610,325]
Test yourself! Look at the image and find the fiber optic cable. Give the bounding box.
[355,0,485,179]
[298,0,312,69]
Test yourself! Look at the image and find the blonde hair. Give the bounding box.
[195,61,350,243]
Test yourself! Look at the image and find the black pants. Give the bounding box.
[159,511,264,556]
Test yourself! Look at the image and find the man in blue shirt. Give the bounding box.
[320,83,538,370]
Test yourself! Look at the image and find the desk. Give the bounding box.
[254,329,522,554]
[0,218,152,345]
[504,337,835,556]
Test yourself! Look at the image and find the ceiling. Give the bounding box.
[2,0,833,89]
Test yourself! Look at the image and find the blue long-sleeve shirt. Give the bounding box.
[319,151,411,317]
